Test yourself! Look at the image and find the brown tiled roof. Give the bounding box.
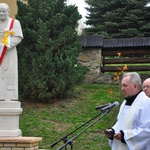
[79,35,150,48]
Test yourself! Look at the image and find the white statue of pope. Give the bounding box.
[0,3,23,101]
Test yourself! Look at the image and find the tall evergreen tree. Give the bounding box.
[16,0,88,102]
[84,0,150,38]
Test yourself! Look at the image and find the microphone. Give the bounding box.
[101,101,119,112]
[95,103,111,110]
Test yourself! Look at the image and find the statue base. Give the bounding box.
[0,136,42,149]
[0,100,23,137]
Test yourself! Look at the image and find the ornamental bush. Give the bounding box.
[16,0,88,102]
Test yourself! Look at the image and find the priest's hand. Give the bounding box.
[114,132,122,141]
[104,129,115,139]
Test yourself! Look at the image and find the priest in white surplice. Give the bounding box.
[105,72,150,150]
[0,3,23,101]
[143,78,150,98]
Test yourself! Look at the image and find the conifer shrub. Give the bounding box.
[16,0,88,102]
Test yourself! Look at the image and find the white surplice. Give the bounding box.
[109,91,150,150]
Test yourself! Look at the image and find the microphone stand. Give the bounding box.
[50,112,102,148]
[50,109,111,150]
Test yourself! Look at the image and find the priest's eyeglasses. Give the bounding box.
[142,85,150,89]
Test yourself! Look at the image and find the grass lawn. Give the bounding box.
[20,83,121,150]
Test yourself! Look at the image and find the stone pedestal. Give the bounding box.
[0,136,42,150]
[0,100,23,137]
